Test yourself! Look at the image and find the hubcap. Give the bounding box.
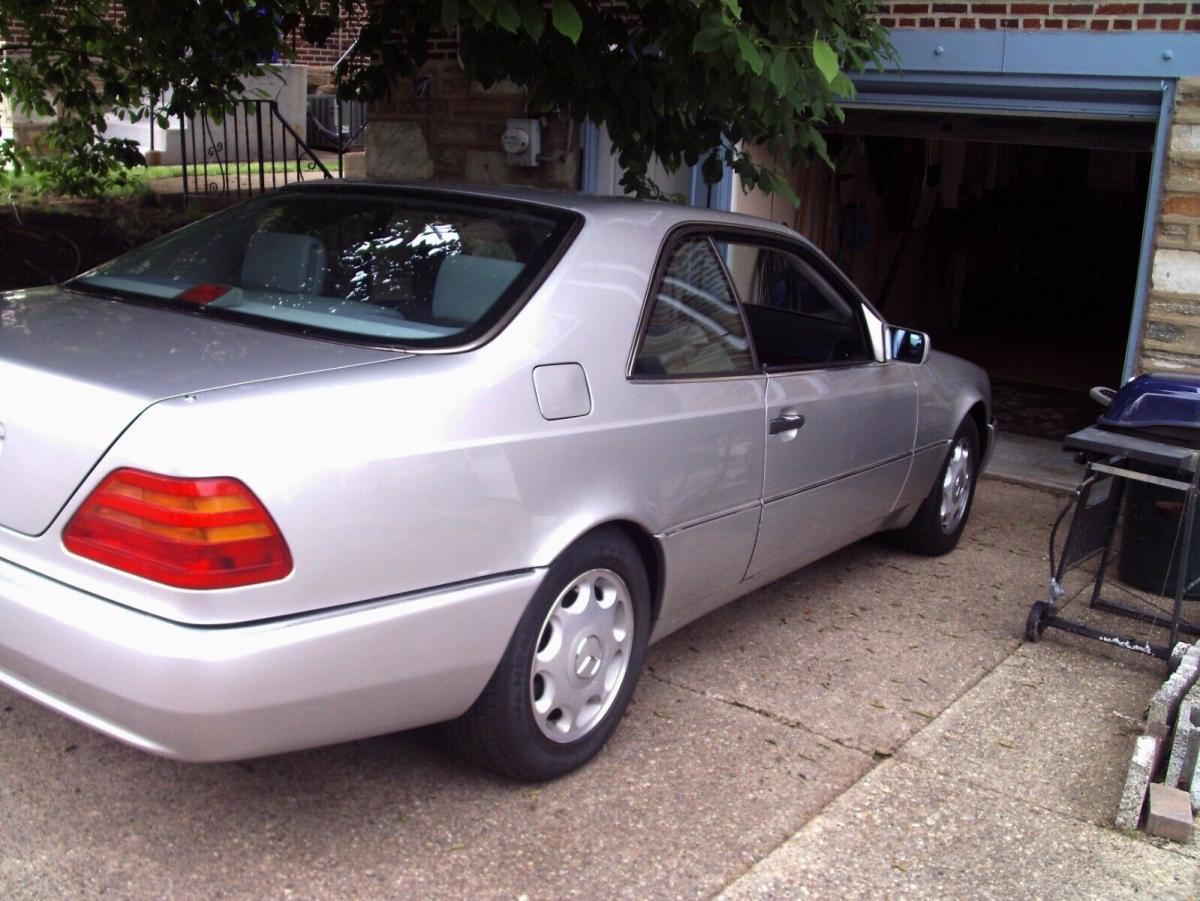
[529,568,633,743]
[940,438,973,534]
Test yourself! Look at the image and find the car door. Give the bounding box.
[719,236,919,582]
[627,232,767,637]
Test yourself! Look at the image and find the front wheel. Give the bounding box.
[446,527,651,781]
[888,417,980,556]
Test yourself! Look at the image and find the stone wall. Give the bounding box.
[1149,77,1200,372]
[364,61,579,190]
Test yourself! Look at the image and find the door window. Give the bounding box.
[632,237,754,377]
[724,243,870,369]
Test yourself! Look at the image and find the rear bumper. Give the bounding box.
[0,558,541,761]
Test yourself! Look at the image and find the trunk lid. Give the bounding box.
[0,287,399,535]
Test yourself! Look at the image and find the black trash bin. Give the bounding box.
[1100,372,1200,597]
[1118,478,1200,598]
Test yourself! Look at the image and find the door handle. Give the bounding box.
[769,414,806,435]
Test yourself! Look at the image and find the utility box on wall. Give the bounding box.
[502,118,541,167]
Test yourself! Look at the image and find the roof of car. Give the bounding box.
[282,179,799,238]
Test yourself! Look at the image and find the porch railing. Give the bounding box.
[179,98,334,199]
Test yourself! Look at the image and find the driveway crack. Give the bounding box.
[643,667,876,757]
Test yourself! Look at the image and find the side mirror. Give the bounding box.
[889,326,930,364]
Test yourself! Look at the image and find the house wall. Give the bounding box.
[875,1,1197,31]
[1147,76,1200,371]
[363,61,579,190]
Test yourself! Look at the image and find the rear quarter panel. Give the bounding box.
[2,208,766,626]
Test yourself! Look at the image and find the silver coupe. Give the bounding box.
[0,183,992,780]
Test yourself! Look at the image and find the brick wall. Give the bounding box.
[1146,78,1200,371]
[876,1,1199,30]
[364,60,579,189]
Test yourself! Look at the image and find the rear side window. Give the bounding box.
[724,242,870,368]
[632,237,753,377]
[71,191,577,348]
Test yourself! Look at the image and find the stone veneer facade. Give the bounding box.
[1149,77,1200,372]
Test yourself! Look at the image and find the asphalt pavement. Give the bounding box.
[1,480,1197,899]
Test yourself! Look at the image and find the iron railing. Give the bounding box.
[179,98,334,199]
[307,95,365,153]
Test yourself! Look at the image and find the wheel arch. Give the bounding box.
[564,519,666,630]
[967,400,989,459]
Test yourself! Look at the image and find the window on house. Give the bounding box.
[632,237,754,377]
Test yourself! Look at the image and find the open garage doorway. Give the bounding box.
[751,111,1156,440]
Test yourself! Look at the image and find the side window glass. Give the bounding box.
[725,243,869,368]
[633,237,753,377]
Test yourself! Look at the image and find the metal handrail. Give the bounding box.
[179,97,333,199]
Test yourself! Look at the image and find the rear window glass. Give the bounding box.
[71,190,578,348]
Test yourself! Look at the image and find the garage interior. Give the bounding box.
[765,110,1157,440]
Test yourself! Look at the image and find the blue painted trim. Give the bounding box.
[883,30,1200,78]
[848,71,1165,120]
[688,156,734,210]
[579,120,599,194]
[1125,80,1175,383]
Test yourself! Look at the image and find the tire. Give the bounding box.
[445,527,651,781]
[1025,601,1050,643]
[889,417,980,556]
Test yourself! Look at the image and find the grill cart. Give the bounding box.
[1025,373,1200,661]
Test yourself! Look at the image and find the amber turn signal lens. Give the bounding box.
[63,469,293,589]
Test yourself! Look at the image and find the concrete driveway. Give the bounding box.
[1,481,1197,899]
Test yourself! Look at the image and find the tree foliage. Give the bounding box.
[0,0,891,199]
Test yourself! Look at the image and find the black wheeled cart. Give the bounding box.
[1025,424,1200,661]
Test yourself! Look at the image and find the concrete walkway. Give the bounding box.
[1,481,1196,898]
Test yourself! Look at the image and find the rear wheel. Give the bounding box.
[889,417,980,556]
[446,527,650,781]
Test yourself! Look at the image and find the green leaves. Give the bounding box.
[551,0,582,43]
[520,0,545,40]
[735,32,763,75]
[441,0,459,33]
[812,38,839,85]
[495,0,520,33]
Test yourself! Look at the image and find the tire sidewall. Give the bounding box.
[493,528,651,779]
[934,418,980,548]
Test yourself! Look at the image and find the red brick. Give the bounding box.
[980,16,999,25]
[1186,17,1200,27]
[938,16,958,23]
[1066,16,1089,25]
[1091,17,1111,26]
[1044,16,1065,24]
[1112,16,1134,26]
[1022,16,1042,23]
[898,16,918,24]
[891,3,929,11]
[1096,2,1137,11]
[1162,17,1183,27]
[1144,2,1185,11]
[961,16,979,25]
[1011,2,1049,10]
[1051,2,1092,11]
[1137,16,1157,25]
[880,16,898,25]
[920,16,936,23]
[972,3,1008,11]
[1000,15,1019,22]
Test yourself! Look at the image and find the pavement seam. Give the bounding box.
[642,667,877,758]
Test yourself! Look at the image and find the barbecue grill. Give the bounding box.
[1024,373,1200,661]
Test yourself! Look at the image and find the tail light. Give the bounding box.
[63,469,293,589]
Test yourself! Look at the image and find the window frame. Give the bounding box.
[709,229,877,374]
[628,222,885,383]
[626,227,761,382]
